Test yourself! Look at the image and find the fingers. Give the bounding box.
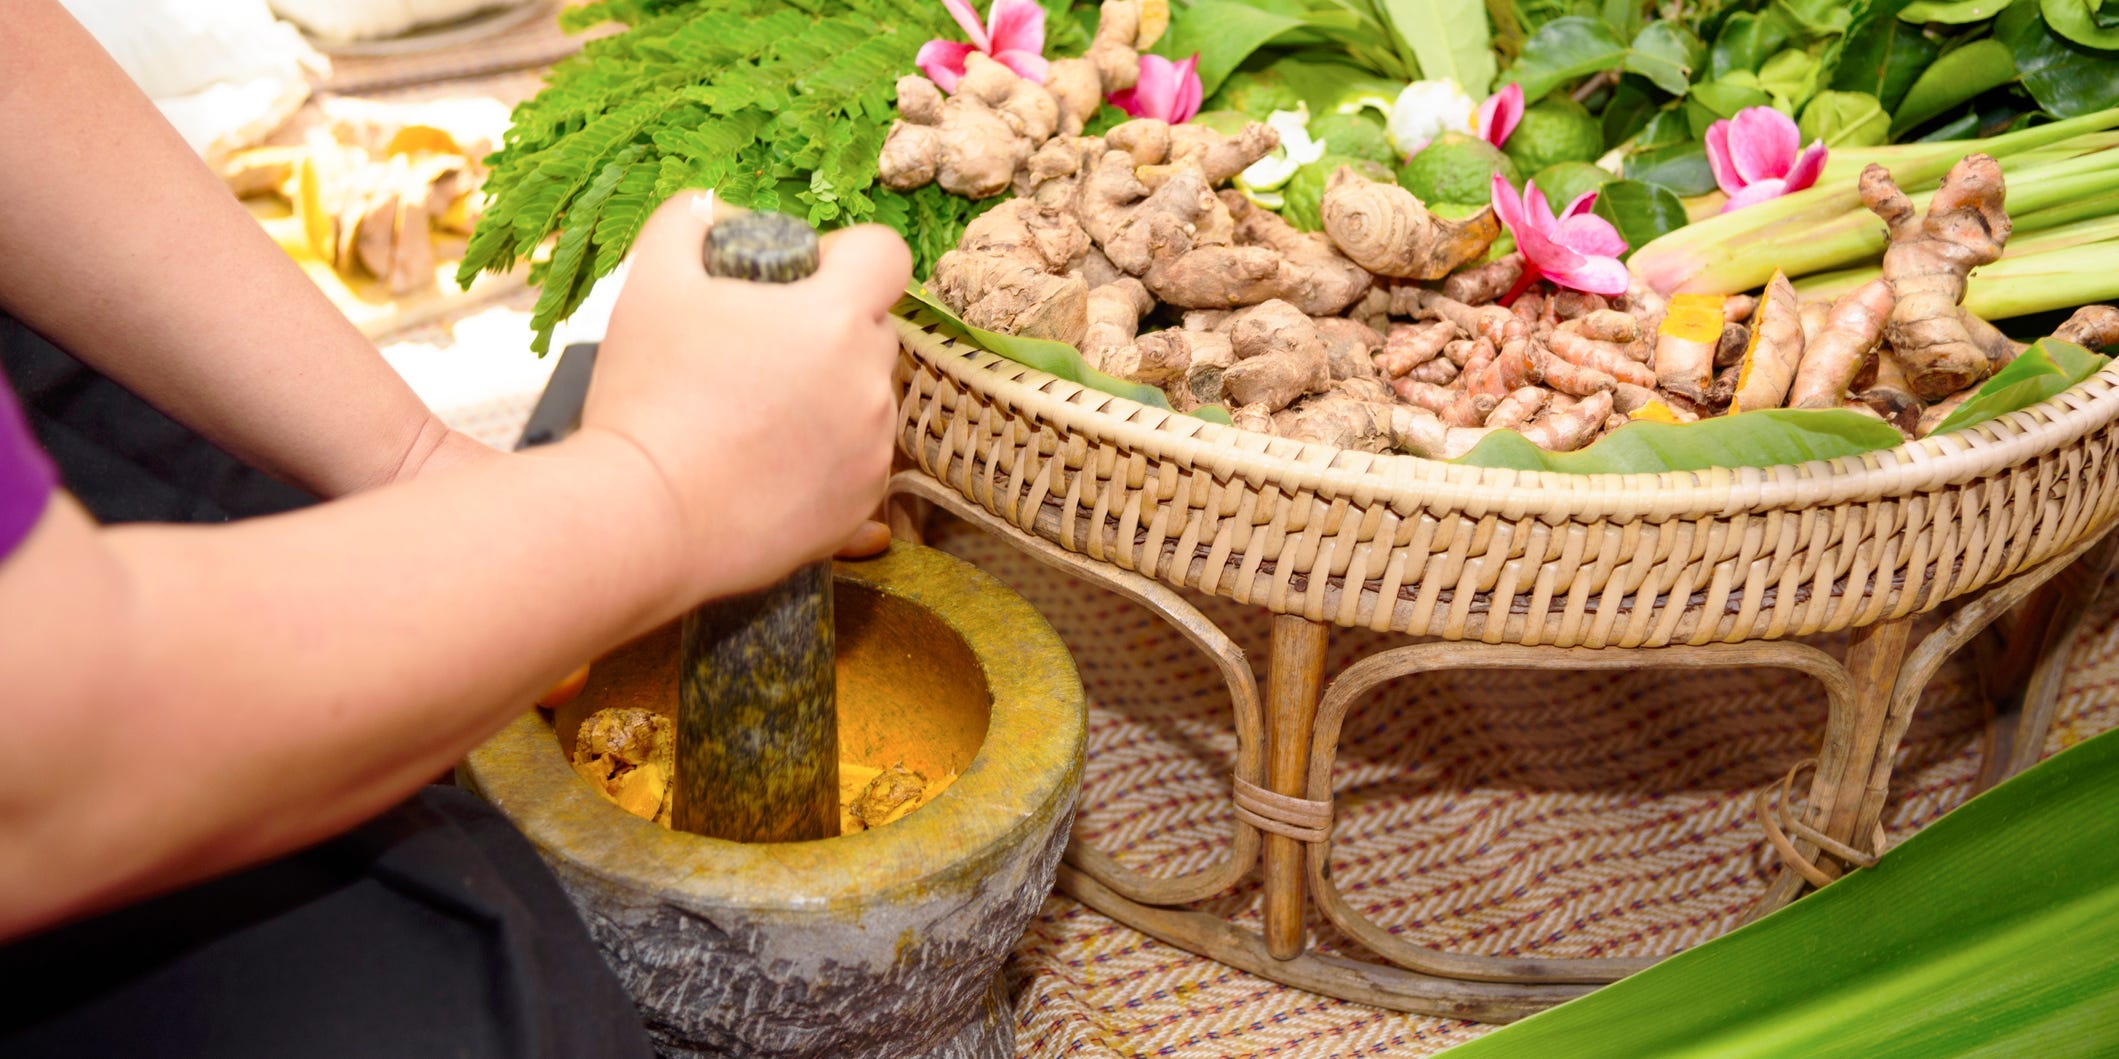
[629,190,733,275]
[833,519,893,559]
[813,224,915,319]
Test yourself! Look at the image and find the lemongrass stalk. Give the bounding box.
[1647,141,2119,294]
[2014,188,2119,231]
[1791,218,2119,304]
[1963,241,2119,319]
[1635,108,2119,293]
[1820,130,2119,186]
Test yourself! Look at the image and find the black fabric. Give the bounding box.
[0,313,315,524]
[0,787,656,1059]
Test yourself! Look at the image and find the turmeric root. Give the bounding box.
[1723,293,1758,323]
[1527,341,1618,397]
[1519,390,1612,452]
[1715,322,1750,369]
[1730,271,1806,413]
[1653,292,1722,402]
[1549,290,1608,320]
[1563,309,1639,345]
[1376,320,1455,378]
[1788,278,1893,410]
[2053,305,2119,351]
[1962,312,2024,370]
[1485,386,1549,430]
[1395,407,1494,460]
[1857,350,1925,435]
[1403,356,1460,385]
[1391,377,1458,414]
[1442,254,1523,305]
[1318,167,1500,280]
[1798,300,1830,347]
[1861,154,2011,400]
[1548,330,1655,388]
[1080,278,1155,370]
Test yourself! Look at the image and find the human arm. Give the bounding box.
[0,1,488,496]
[0,196,913,940]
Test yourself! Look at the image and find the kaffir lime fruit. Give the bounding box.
[1503,95,1604,176]
[1306,112,1395,166]
[1396,132,1519,205]
[1531,161,1615,213]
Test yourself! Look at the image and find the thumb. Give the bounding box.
[629,190,739,273]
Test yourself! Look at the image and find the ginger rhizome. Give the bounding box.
[1861,154,2011,401]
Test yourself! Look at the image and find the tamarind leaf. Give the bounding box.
[1153,0,1307,97]
[894,286,1191,415]
[1451,408,1905,473]
[1441,726,2119,1058]
[1931,338,2110,435]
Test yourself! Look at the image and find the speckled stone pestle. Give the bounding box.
[675,211,837,842]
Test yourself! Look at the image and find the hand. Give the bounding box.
[579,192,912,600]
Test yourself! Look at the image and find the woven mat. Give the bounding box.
[915,517,2119,1057]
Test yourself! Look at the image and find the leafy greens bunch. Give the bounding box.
[459,0,1089,353]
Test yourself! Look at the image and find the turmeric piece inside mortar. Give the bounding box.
[571,706,957,835]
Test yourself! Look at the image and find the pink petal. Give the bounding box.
[1476,83,1523,148]
[1728,106,1799,183]
[917,39,976,92]
[1512,217,1588,275]
[984,0,1045,59]
[1559,189,1600,219]
[1553,213,1628,258]
[1547,255,1631,296]
[1490,172,1527,235]
[1783,139,1827,194]
[940,0,989,50]
[993,48,1050,83]
[1118,54,1180,121]
[1523,180,1557,230]
[1704,120,1746,196]
[1171,54,1203,123]
[1719,178,1789,213]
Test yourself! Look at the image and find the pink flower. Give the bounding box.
[1475,83,1523,149]
[1110,53,1203,124]
[917,0,1048,93]
[1490,173,1629,298]
[1705,106,1827,213]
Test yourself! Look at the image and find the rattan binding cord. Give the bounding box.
[894,317,2119,648]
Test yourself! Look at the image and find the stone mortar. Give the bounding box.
[461,543,1085,1058]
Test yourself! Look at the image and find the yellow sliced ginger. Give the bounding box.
[1731,271,1806,413]
[1653,292,1723,402]
[1789,279,1894,409]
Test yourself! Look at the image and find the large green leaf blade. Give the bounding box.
[1451,409,1905,474]
[2001,2,2119,116]
[1445,726,2119,1057]
[1152,0,1309,97]
[1499,16,1629,101]
[1932,338,2110,434]
[1379,0,1498,95]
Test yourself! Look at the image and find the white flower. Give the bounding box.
[1386,79,1476,161]
[1237,106,1326,191]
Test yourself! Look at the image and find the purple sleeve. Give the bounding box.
[0,377,56,559]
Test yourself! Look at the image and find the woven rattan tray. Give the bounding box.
[894,317,2119,649]
[890,313,2119,1019]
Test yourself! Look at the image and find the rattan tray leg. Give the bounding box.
[1263,616,1329,960]
[1052,863,1596,1022]
[1979,528,2119,788]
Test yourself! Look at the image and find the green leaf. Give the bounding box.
[1153,0,1308,97]
[1899,0,2016,22]
[897,285,1222,418]
[1599,75,1662,148]
[1621,142,1719,194]
[1441,726,2119,1058]
[1799,90,1894,147]
[1756,48,1822,111]
[1774,0,1855,36]
[1625,21,1706,96]
[2042,0,2119,46]
[1827,1,1948,112]
[1590,178,1695,256]
[1452,408,1906,473]
[1379,0,1500,96]
[1710,11,1793,79]
[1999,2,2119,115]
[1501,16,1629,102]
[1891,38,2019,135]
[1932,338,2111,434]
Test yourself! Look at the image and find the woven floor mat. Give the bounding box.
[918,516,2119,1058]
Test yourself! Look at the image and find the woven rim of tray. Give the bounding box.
[897,317,2119,521]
